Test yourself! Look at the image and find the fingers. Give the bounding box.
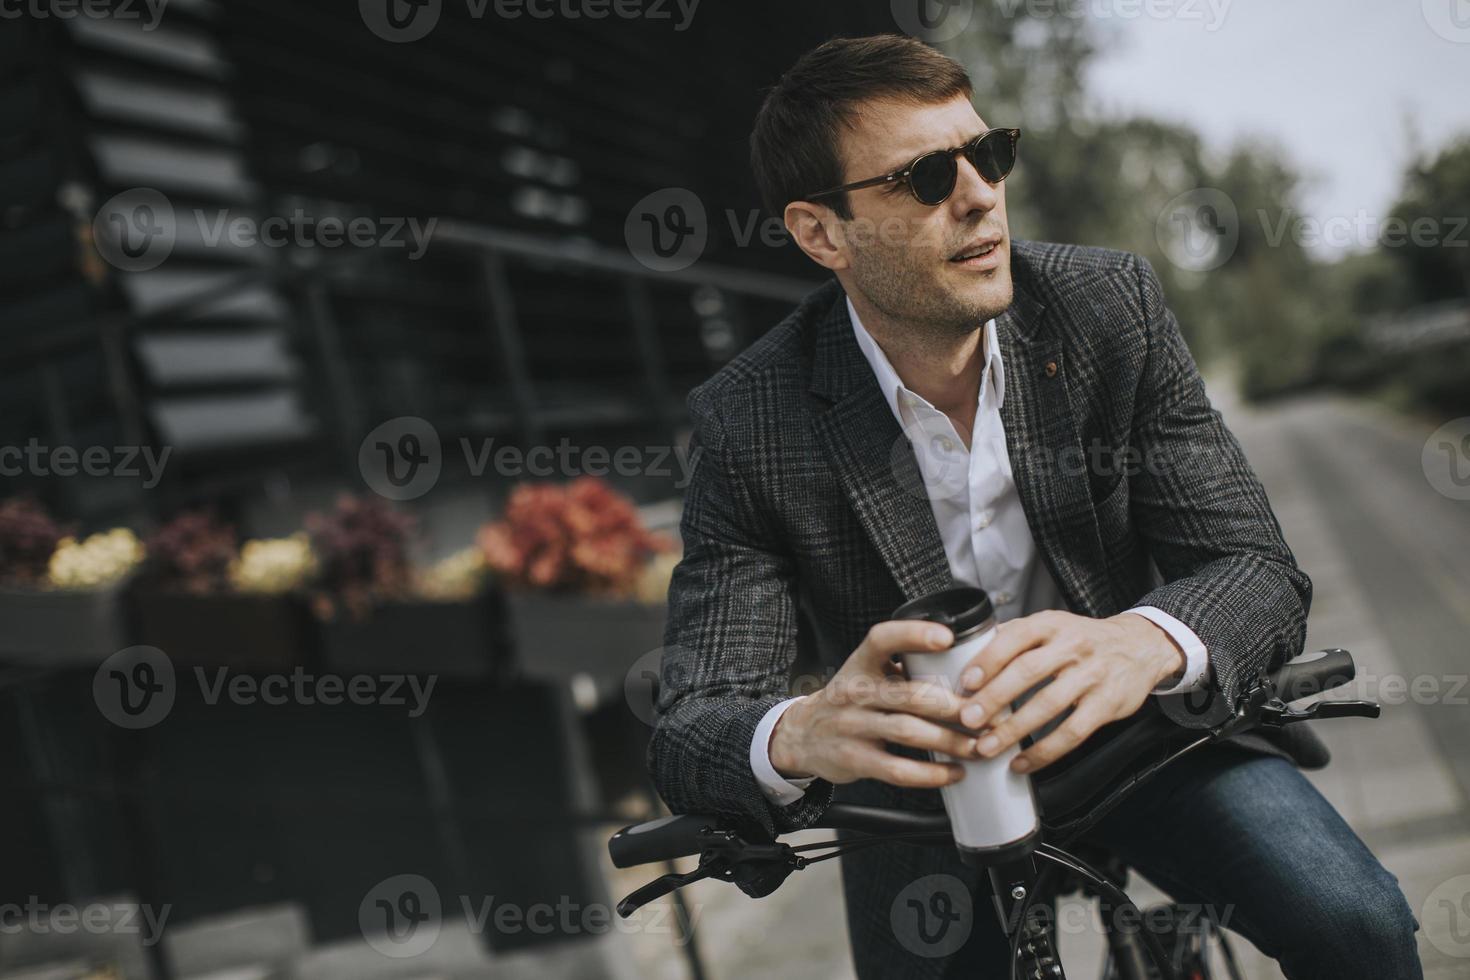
[841,743,966,789]
[961,644,1078,729]
[857,619,952,673]
[958,612,1064,693]
[851,711,978,759]
[1011,695,1112,773]
[973,668,1092,760]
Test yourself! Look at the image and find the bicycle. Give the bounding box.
[608,648,1381,980]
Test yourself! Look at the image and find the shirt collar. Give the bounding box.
[846,295,1005,424]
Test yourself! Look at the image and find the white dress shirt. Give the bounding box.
[750,298,1210,805]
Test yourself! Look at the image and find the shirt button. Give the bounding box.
[975,510,993,529]
[994,592,1014,605]
[938,436,955,453]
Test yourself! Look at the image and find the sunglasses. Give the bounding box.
[807,127,1022,208]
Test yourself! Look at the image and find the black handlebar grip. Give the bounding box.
[1266,648,1356,703]
[608,813,718,869]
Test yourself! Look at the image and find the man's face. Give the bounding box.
[832,95,1013,331]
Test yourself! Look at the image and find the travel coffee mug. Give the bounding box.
[893,586,1041,866]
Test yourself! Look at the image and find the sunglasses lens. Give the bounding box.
[909,151,957,205]
[969,131,1017,183]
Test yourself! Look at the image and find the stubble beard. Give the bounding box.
[847,240,1013,356]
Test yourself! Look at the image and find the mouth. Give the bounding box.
[948,236,1003,266]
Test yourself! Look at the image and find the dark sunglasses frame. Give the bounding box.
[806,127,1022,207]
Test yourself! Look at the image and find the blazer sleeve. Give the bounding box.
[647,391,834,837]
[1126,254,1313,728]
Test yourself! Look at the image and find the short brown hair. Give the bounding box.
[750,35,973,220]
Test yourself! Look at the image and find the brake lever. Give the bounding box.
[1259,697,1381,728]
[616,865,722,918]
[615,827,806,918]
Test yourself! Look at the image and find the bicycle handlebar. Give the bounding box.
[610,648,1376,870]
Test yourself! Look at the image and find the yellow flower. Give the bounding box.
[47,528,145,589]
[416,546,488,602]
[229,534,317,594]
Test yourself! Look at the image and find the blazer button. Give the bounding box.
[1044,361,1059,378]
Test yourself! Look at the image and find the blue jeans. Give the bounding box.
[1073,743,1423,980]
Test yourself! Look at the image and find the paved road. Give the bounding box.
[610,388,1470,980]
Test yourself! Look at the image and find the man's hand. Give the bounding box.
[769,620,976,789]
[956,611,1184,774]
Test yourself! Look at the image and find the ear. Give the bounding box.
[784,200,850,272]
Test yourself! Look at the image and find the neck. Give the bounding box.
[847,291,985,424]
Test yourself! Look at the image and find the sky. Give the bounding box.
[1082,0,1470,258]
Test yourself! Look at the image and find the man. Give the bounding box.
[650,34,1421,978]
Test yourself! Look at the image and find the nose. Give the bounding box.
[948,152,1000,219]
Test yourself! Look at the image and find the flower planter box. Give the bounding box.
[505,591,667,691]
[0,578,135,666]
[134,589,311,671]
[318,591,508,678]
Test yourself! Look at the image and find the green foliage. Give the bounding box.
[944,22,1470,407]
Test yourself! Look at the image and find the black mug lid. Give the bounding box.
[892,586,994,637]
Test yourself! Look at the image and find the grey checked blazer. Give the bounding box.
[650,240,1323,976]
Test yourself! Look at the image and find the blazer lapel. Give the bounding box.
[809,291,954,604]
[995,281,1110,615]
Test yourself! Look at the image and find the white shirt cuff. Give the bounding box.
[751,697,817,806]
[1127,606,1210,695]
